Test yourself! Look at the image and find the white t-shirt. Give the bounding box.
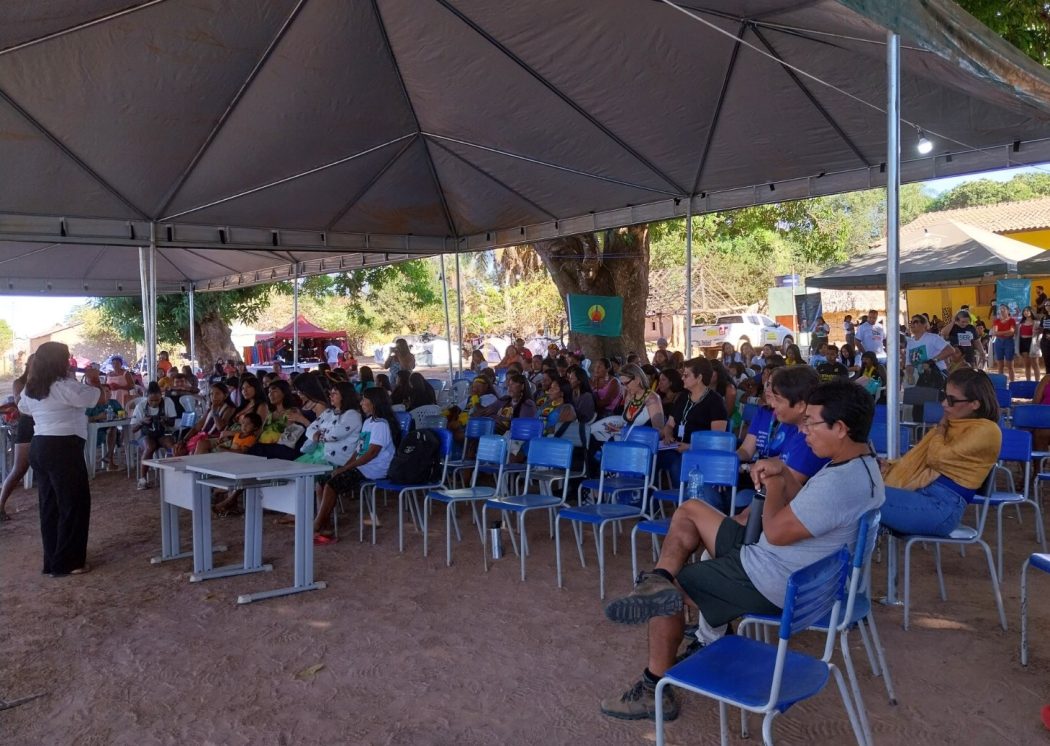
[19,377,101,440]
[324,344,342,364]
[854,321,886,353]
[906,332,949,371]
[356,417,395,480]
[131,396,178,434]
[741,455,885,607]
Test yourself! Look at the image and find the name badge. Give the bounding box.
[677,424,685,440]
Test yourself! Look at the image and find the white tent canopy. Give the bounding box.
[0,0,1049,295]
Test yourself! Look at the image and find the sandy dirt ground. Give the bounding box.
[1,468,1048,746]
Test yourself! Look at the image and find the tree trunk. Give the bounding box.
[531,225,650,363]
[179,311,241,370]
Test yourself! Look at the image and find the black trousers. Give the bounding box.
[30,435,91,575]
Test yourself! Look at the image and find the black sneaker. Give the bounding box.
[604,571,683,625]
[599,677,680,721]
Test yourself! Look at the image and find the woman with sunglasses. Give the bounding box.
[878,368,1001,536]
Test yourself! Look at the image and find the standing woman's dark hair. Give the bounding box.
[13,352,34,391]
[947,368,999,422]
[362,387,401,446]
[408,372,437,409]
[24,343,70,400]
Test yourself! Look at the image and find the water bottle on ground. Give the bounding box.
[687,466,703,501]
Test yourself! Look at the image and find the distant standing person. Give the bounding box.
[843,314,855,347]
[19,342,108,576]
[324,340,343,365]
[992,304,1017,382]
[0,353,34,521]
[384,338,416,379]
[853,309,886,355]
[940,309,984,369]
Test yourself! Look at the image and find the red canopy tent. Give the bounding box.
[249,315,347,364]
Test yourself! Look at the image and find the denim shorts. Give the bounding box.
[881,480,967,536]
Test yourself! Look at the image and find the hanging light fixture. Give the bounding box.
[916,129,933,155]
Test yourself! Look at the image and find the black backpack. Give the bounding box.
[386,428,441,485]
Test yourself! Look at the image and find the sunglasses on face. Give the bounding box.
[938,391,974,406]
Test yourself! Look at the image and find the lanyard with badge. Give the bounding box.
[677,389,709,440]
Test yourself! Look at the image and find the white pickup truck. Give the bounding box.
[691,314,794,352]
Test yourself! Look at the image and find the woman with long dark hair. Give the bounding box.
[19,342,107,575]
[407,372,437,410]
[0,353,34,520]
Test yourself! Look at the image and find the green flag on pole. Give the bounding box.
[566,294,623,337]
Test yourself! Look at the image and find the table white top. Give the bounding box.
[88,418,131,428]
[144,452,330,480]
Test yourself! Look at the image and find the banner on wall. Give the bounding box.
[995,279,1031,318]
[566,294,624,337]
[794,293,823,333]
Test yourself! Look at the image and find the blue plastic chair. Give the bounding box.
[479,417,543,491]
[576,426,659,507]
[360,427,453,552]
[994,387,1014,422]
[867,421,910,458]
[919,400,944,435]
[654,548,863,746]
[886,470,1007,630]
[447,416,496,486]
[988,427,1047,580]
[424,434,506,566]
[740,510,889,745]
[1021,552,1050,666]
[987,372,1009,390]
[872,404,888,423]
[634,450,740,580]
[482,437,574,581]
[1010,379,1039,401]
[1011,403,1050,462]
[555,442,652,599]
[739,402,759,437]
[689,430,737,452]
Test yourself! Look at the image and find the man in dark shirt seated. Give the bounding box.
[815,343,850,382]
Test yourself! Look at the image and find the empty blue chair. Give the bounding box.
[424,434,506,566]
[479,417,543,491]
[447,416,496,486]
[873,404,888,423]
[920,400,944,435]
[867,421,910,458]
[425,377,446,392]
[987,372,1009,390]
[1021,552,1050,666]
[576,426,659,507]
[482,437,574,581]
[739,402,759,437]
[689,430,737,452]
[361,428,453,552]
[634,450,740,580]
[654,548,863,746]
[741,511,889,745]
[555,441,652,599]
[994,387,1013,420]
[988,427,1047,580]
[1010,380,1039,401]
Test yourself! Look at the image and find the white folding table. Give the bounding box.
[143,453,331,604]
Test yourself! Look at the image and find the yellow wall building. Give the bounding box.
[903,197,1050,323]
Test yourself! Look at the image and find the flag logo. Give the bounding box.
[567,294,623,337]
[588,304,606,323]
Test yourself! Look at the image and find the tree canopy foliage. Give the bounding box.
[928,172,1050,211]
[954,0,1050,68]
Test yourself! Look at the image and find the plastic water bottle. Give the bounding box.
[687,466,703,501]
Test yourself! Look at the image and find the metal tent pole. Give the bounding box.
[292,266,299,372]
[882,31,904,610]
[886,32,902,461]
[148,224,158,384]
[187,287,196,374]
[455,251,464,377]
[440,254,455,385]
[138,246,150,380]
[684,201,694,357]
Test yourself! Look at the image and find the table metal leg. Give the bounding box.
[191,482,271,583]
[237,476,325,604]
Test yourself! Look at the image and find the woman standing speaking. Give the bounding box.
[19,342,107,576]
